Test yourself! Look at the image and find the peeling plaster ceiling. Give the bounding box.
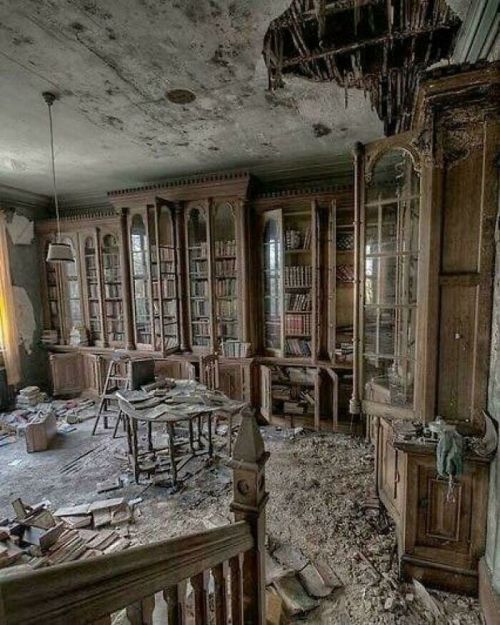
[0,0,384,196]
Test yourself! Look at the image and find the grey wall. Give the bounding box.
[486,201,500,593]
[4,209,49,391]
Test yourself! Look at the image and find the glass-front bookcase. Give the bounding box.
[361,148,420,410]
[101,233,125,346]
[187,207,211,350]
[213,203,238,346]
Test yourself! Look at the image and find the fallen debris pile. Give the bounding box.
[0,497,140,573]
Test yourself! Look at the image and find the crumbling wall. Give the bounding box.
[4,209,49,390]
[486,205,500,593]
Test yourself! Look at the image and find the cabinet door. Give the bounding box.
[260,364,272,423]
[50,353,83,396]
[130,212,153,350]
[327,202,336,361]
[101,231,125,346]
[81,232,104,347]
[219,363,243,400]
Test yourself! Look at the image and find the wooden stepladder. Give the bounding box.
[92,352,131,436]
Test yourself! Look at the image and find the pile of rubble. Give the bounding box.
[0,497,140,573]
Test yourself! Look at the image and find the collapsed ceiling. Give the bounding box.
[264,0,462,135]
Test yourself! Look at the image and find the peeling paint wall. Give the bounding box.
[4,209,49,390]
[485,202,500,594]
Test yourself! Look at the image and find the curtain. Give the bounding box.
[0,211,21,386]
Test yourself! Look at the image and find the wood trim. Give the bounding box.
[479,558,500,625]
[0,522,253,625]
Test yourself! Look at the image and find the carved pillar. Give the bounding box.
[350,141,364,416]
[229,409,269,625]
[119,207,135,350]
[174,202,189,352]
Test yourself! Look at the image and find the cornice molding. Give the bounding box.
[0,184,50,219]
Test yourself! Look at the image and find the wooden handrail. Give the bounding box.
[0,521,253,625]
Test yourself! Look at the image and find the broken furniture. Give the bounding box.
[117,379,246,486]
[25,411,57,453]
[0,410,269,625]
[92,354,155,435]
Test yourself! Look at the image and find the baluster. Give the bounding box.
[191,571,210,625]
[229,554,243,625]
[164,581,187,625]
[126,595,155,625]
[212,563,228,625]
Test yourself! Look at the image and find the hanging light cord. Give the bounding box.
[45,94,61,242]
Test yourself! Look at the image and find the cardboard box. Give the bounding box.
[25,412,57,453]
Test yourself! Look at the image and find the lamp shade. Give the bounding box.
[46,242,75,263]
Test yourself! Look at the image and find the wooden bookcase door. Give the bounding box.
[80,230,105,347]
[261,209,284,357]
[100,230,125,347]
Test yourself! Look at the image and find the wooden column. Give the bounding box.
[229,408,268,625]
[174,203,189,352]
[350,142,364,416]
[119,207,135,350]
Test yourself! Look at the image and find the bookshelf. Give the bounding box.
[101,233,125,345]
[83,236,102,345]
[213,203,238,346]
[45,240,61,340]
[187,207,211,350]
[61,237,83,340]
[334,216,355,365]
[156,205,179,352]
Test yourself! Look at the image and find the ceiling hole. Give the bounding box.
[166,89,196,104]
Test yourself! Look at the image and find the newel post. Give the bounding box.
[229,408,269,625]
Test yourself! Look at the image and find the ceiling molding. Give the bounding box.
[0,184,51,219]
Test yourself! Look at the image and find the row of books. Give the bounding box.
[221,340,250,358]
[190,243,208,258]
[190,258,208,276]
[284,266,312,288]
[106,319,124,332]
[217,321,238,337]
[216,299,237,317]
[191,299,210,317]
[152,300,177,317]
[285,338,312,356]
[285,225,311,250]
[105,301,123,318]
[152,278,176,299]
[88,284,99,299]
[285,292,312,311]
[103,270,121,283]
[214,240,236,257]
[104,284,122,299]
[215,279,236,297]
[192,321,210,337]
[337,264,355,282]
[190,280,208,297]
[215,259,236,276]
[150,246,175,262]
[285,314,311,336]
[164,336,178,350]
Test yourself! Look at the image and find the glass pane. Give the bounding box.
[188,208,210,348]
[213,203,238,344]
[62,237,82,329]
[363,148,420,409]
[131,214,151,346]
[84,236,101,344]
[102,233,124,344]
[263,215,282,351]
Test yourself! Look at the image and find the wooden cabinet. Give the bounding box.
[50,352,84,396]
[375,417,490,594]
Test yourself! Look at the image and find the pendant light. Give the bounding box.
[44,92,74,263]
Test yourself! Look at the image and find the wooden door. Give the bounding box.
[261,210,283,357]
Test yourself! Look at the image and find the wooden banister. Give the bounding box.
[0,408,267,625]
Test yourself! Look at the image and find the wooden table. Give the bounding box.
[117,380,247,487]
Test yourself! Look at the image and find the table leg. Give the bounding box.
[207,413,213,459]
[126,415,133,455]
[167,422,178,486]
[197,416,203,449]
[132,419,140,484]
[189,419,195,454]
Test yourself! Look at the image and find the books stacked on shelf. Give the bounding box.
[161,277,176,299]
[41,330,58,345]
[336,264,355,282]
[191,281,208,296]
[288,367,315,385]
[215,279,236,296]
[105,300,122,318]
[164,336,178,350]
[192,320,210,337]
[191,243,208,258]
[190,258,207,276]
[89,301,100,319]
[88,283,99,299]
[217,321,238,337]
[285,229,301,250]
[221,340,250,358]
[216,299,237,317]
[104,283,122,298]
[284,266,312,288]
[159,246,175,262]
[285,292,311,311]
[285,314,311,335]
[335,340,354,363]
[192,300,210,316]
[336,231,355,251]
[215,259,236,276]
[164,300,177,317]
[272,385,290,401]
[215,240,236,256]
[285,338,312,357]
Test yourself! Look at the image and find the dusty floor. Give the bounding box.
[0,416,482,625]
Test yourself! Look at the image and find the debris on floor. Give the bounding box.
[0,496,140,572]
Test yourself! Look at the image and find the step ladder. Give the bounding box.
[92,352,131,436]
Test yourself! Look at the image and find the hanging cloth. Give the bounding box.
[0,211,21,386]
